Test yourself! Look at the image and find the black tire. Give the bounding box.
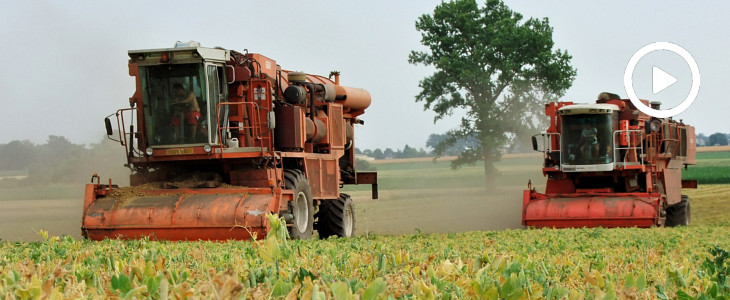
[284,170,314,239]
[316,193,356,238]
[666,195,690,227]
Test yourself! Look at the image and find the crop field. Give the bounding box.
[0,151,729,298]
[1,219,729,298]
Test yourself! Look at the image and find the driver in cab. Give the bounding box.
[170,83,201,142]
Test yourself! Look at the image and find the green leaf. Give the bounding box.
[636,272,647,292]
[707,282,718,298]
[330,282,355,300]
[676,290,695,300]
[668,267,687,287]
[624,273,635,288]
[111,274,132,294]
[362,278,387,300]
[143,275,161,297]
[501,273,523,300]
[270,279,293,298]
[655,285,669,300]
[297,267,315,283]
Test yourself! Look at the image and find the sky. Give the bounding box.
[1,1,728,151]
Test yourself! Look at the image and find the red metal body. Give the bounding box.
[83,44,377,240]
[523,95,696,228]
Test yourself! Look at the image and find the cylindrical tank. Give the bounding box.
[334,85,371,112]
[280,70,371,112]
[305,118,327,143]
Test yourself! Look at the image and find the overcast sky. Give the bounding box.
[1,1,728,151]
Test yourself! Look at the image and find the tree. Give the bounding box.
[402,144,419,158]
[709,132,728,146]
[426,133,479,156]
[372,148,384,160]
[409,0,575,190]
[383,148,395,159]
[0,140,36,170]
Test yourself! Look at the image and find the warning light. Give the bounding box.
[161,52,169,63]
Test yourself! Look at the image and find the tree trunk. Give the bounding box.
[482,147,496,192]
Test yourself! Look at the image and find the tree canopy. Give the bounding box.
[409,0,576,190]
[708,132,729,146]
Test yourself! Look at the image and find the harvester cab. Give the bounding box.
[524,93,696,228]
[83,42,378,241]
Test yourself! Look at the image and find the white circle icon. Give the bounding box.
[623,42,700,118]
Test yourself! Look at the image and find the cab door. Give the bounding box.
[205,63,228,145]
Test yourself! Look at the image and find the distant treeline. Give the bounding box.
[698,133,730,147]
[0,136,130,187]
[1,131,723,186]
[356,133,529,160]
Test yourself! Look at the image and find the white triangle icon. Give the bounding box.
[652,66,677,94]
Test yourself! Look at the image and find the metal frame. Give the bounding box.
[613,129,645,168]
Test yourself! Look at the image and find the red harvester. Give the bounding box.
[82,42,377,241]
[523,92,696,228]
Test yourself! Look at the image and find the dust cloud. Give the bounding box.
[0,136,131,241]
[348,155,543,236]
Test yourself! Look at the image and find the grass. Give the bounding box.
[683,151,730,184]
[345,155,544,192]
[684,184,730,226]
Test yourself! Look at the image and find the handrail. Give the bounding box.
[612,129,644,168]
[115,107,138,158]
[215,101,272,156]
[536,132,561,169]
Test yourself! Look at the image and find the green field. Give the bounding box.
[683,151,730,184]
[1,219,729,298]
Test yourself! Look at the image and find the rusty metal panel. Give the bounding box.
[245,53,278,79]
[304,157,338,199]
[682,180,698,189]
[275,105,305,149]
[305,158,323,197]
[356,172,377,184]
[329,104,345,149]
[663,168,682,206]
[356,172,378,199]
[321,159,338,199]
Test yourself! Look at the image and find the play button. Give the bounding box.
[652,67,677,94]
[624,42,701,118]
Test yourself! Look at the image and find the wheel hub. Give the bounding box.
[294,191,308,233]
[343,206,353,236]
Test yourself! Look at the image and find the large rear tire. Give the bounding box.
[284,170,313,239]
[666,195,690,227]
[316,193,356,238]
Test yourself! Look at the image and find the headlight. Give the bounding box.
[145,147,154,156]
[203,144,212,153]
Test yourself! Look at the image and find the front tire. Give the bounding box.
[316,193,356,238]
[284,170,314,239]
[666,195,690,227]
